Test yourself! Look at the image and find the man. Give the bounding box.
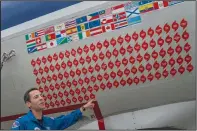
[11,87,95,130]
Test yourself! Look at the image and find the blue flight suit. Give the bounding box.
[11,109,82,130]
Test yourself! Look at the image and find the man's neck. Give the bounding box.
[31,109,43,120]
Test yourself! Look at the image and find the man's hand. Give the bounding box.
[80,99,95,112]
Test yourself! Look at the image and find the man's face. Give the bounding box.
[26,90,45,111]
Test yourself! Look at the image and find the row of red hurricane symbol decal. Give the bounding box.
[31,19,189,67]
[30,18,193,109]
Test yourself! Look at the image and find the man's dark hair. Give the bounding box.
[24,88,39,103]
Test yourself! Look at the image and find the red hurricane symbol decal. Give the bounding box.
[178,65,185,74]
[167,47,174,56]
[47,55,53,63]
[129,56,135,64]
[142,41,148,51]
[140,30,146,39]
[49,84,54,91]
[77,47,83,55]
[152,50,158,60]
[174,33,181,43]
[184,43,191,53]
[113,80,119,88]
[125,33,131,43]
[172,21,179,31]
[144,52,150,61]
[113,48,119,57]
[165,35,172,45]
[103,40,110,48]
[104,73,109,80]
[169,58,175,67]
[136,54,143,63]
[61,61,66,69]
[163,23,170,33]
[52,74,57,81]
[117,69,123,77]
[159,48,166,58]
[127,45,133,54]
[36,78,41,85]
[97,42,103,50]
[100,83,106,90]
[180,19,187,29]
[120,46,126,56]
[155,71,161,80]
[132,32,138,41]
[73,58,79,67]
[36,58,41,65]
[146,63,152,72]
[59,52,64,60]
[94,84,99,91]
[147,27,154,37]
[78,96,83,102]
[117,36,124,45]
[90,43,96,52]
[175,45,182,54]
[122,58,128,66]
[185,54,192,64]
[107,82,112,89]
[83,45,89,54]
[153,61,160,70]
[157,37,164,47]
[134,77,139,85]
[110,38,116,47]
[106,50,112,59]
[33,69,38,76]
[31,59,36,67]
[162,69,168,78]
[170,68,177,76]
[131,66,137,75]
[44,66,49,73]
[92,53,98,62]
[187,63,193,72]
[127,77,133,85]
[134,43,141,52]
[42,56,47,64]
[76,69,81,76]
[150,39,156,49]
[161,59,167,69]
[55,63,60,71]
[75,88,81,95]
[82,67,87,75]
[120,79,126,86]
[182,31,189,41]
[65,50,70,58]
[71,49,76,57]
[79,57,85,65]
[140,75,146,83]
[53,53,58,61]
[67,60,72,68]
[155,25,162,35]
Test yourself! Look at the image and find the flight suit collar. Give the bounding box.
[27,110,49,130]
[27,110,45,123]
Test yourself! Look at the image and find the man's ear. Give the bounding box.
[26,101,31,108]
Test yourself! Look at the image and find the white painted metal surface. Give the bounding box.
[79,101,196,130]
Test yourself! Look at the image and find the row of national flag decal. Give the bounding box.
[25,1,184,54]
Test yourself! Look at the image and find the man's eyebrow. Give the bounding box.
[33,94,40,98]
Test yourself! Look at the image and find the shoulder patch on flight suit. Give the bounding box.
[50,117,54,120]
[12,121,20,128]
[34,127,40,130]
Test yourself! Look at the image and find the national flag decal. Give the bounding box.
[25,2,182,54]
